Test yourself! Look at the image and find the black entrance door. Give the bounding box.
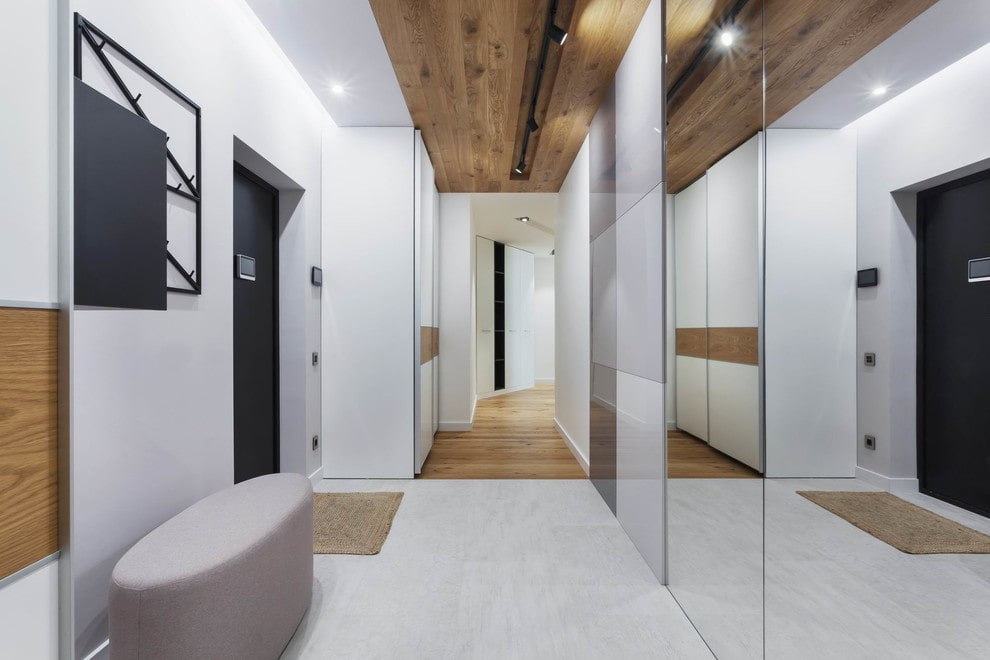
[233,165,279,483]
[919,169,990,516]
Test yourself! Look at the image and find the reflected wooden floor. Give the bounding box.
[420,384,585,479]
[668,430,761,479]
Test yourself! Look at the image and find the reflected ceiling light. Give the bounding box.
[718,28,736,48]
[871,85,889,97]
[517,216,530,223]
[331,84,346,95]
[549,24,568,45]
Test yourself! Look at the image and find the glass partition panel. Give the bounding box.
[665,0,766,657]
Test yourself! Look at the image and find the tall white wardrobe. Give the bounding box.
[673,134,762,471]
[476,237,535,396]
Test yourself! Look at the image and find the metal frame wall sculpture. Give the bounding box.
[74,13,203,295]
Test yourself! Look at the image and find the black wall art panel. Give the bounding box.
[74,79,167,310]
[74,14,203,296]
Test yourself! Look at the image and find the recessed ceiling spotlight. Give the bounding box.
[718,28,736,48]
[331,84,346,95]
[549,24,568,46]
[518,216,530,223]
[871,85,889,97]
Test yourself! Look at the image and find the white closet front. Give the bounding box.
[476,237,534,396]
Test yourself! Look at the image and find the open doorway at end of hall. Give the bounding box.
[420,240,582,479]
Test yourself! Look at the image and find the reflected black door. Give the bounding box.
[920,170,990,516]
[233,166,278,483]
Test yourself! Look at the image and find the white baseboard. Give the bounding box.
[856,466,919,495]
[554,418,589,476]
[438,421,472,432]
[536,378,555,384]
[308,466,323,485]
[666,421,678,431]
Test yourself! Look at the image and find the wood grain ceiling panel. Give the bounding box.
[370,0,650,193]
[666,0,938,194]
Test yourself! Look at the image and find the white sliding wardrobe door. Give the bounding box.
[505,246,535,390]
[674,176,708,441]
[706,134,761,471]
[520,250,535,387]
[476,237,495,396]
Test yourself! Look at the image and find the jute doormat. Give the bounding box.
[797,491,990,554]
[313,492,403,555]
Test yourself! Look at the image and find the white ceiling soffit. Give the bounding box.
[472,193,559,256]
[244,0,411,127]
[773,0,990,129]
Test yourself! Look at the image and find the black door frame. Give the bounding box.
[916,166,990,516]
[234,162,281,475]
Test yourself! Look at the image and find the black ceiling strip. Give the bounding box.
[666,0,751,105]
[514,0,562,175]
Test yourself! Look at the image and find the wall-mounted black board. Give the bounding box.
[74,79,167,310]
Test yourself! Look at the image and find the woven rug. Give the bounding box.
[798,491,990,554]
[313,492,403,555]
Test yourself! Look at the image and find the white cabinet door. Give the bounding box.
[476,237,495,395]
[504,246,535,390]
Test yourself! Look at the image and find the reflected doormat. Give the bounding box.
[313,492,403,555]
[797,491,990,554]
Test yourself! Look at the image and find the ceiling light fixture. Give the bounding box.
[549,24,568,46]
[871,85,889,97]
[512,0,566,177]
[518,216,530,223]
[718,28,736,47]
[331,84,345,95]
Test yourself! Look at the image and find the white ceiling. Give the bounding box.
[773,0,990,129]
[244,0,411,127]
[472,194,559,257]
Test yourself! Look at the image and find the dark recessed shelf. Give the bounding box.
[495,300,504,303]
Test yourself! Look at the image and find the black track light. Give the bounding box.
[527,117,539,132]
[549,24,568,46]
[513,161,526,175]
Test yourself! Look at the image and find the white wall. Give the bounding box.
[1,0,58,306]
[850,42,990,486]
[438,193,476,429]
[554,139,591,466]
[67,1,330,655]
[534,257,555,382]
[765,128,857,478]
[0,2,60,657]
[322,127,415,478]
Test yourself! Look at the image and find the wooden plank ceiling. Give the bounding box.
[369,0,650,193]
[667,0,939,194]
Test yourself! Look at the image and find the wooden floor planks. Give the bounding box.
[420,384,585,479]
[420,384,760,480]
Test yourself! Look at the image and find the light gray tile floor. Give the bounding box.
[282,479,713,660]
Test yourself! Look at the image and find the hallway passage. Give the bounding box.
[421,384,585,479]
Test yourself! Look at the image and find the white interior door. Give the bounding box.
[476,237,495,395]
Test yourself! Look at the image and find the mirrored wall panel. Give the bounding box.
[589,0,666,580]
[664,0,765,657]
[763,0,990,657]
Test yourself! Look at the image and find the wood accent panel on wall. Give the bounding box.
[675,328,708,359]
[707,327,759,366]
[421,327,440,365]
[0,308,58,579]
[369,0,649,193]
[666,0,937,194]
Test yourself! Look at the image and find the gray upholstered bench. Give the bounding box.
[109,474,313,659]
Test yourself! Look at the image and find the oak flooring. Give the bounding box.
[668,430,761,479]
[420,384,585,479]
